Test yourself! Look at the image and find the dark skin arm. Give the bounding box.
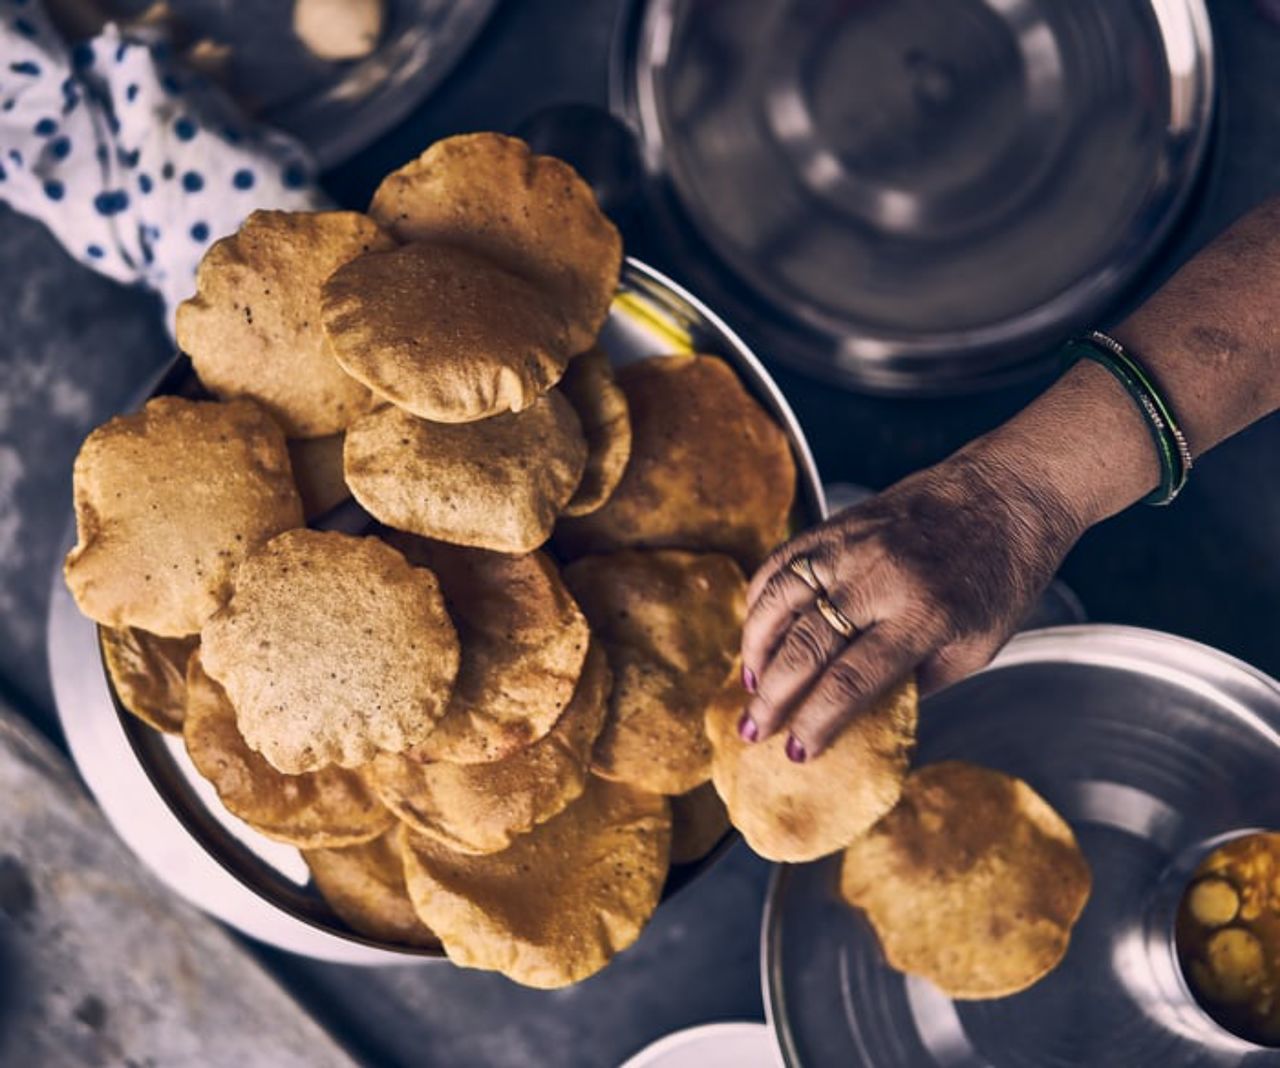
[740,195,1280,760]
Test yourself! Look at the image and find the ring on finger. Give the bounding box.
[814,594,857,640]
[788,555,822,593]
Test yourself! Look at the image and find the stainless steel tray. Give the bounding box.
[166,0,497,168]
[763,625,1280,1066]
[47,258,825,965]
[613,0,1216,394]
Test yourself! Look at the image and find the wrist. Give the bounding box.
[963,359,1162,534]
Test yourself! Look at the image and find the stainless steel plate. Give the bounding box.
[616,0,1214,393]
[47,258,825,965]
[165,0,497,168]
[763,625,1280,1066]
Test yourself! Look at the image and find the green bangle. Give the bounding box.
[1063,331,1193,506]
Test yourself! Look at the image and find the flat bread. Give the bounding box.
[706,677,917,863]
[65,397,303,636]
[176,210,392,437]
[183,652,394,848]
[100,627,198,733]
[388,536,590,764]
[369,132,621,354]
[400,777,670,988]
[563,550,745,795]
[303,830,439,949]
[321,241,574,423]
[839,761,1091,999]
[556,355,795,570]
[558,347,631,517]
[344,394,586,554]
[200,530,459,773]
[369,644,610,854]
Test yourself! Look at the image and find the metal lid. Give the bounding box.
[763,625,1280,1066]
[618,0,1214,392]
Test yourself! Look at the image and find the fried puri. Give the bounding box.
[840,762,1092,999]
[400,776,670,988]
[558,347,631,517]
[176,210,393,437]
[556,355,795,570]
[370,644,610,854]
[706,677,917,863]
[670,782,732,866]
[321,241,574,423]
[563,550,745,795]
[387,536,590,764]
[65,397,303,637]
[200,530,459,773]
[344,394,587,554]
[100,627,198,733]
[303,830,438,949]
[287,433,351,520]
[369,132,621,355]
[183,652,394,848]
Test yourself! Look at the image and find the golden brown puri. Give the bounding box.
[556,354,796,571]
[303,830,439,949]
[100,627,198,734]
[840,761,1092,999]
[400,777,670,988]
[287,433,350,520]
[370,643,610,854]
[183,652,394,848]
[64,397,303,637]
[369,132,621,355]
[344,394,587,555]
[386,535,591,764]
[321,241,575,424]
[706,676,917,864]
[670,782,732,866]
[176,210,393,438]
[563,550,746,796]
[557,346,632,517]
[200,529,460,774]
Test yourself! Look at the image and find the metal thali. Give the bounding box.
[764,625,1280,1066]
[46,258,826,965]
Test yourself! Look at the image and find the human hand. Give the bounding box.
[739,449,1087,761]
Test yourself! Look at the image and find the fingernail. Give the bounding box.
[785,734,808,764]
[742,666,757,693]
[738,711,760,743]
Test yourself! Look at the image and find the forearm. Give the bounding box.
[966,196,1280,533]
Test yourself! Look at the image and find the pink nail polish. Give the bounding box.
[738,712,760,743]
[785,735,808,764]
[742,666,758,693]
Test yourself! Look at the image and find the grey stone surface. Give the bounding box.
[0,704,356,1068]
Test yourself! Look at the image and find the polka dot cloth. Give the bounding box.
[0,1,323,324]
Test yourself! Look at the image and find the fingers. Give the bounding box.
[785,621,928,759]
[739,563,819,686]
[744,608,848,739]
[745,529,836,610]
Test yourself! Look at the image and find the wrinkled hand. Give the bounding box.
[739,449,1086,761]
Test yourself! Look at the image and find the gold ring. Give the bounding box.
[788,555,822,593]
[814,595,857,640]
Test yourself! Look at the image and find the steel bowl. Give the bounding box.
[47,258,826,965]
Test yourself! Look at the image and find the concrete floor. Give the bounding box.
[1,0,1278,1064]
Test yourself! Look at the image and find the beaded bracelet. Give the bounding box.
[1064,330,1194,507]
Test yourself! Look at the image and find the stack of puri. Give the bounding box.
[63,132,804,988]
